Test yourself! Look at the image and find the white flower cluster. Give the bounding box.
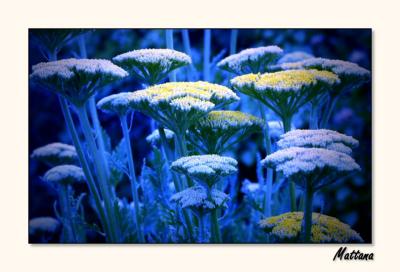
[31,58,128,80]
[29,217,60,234]
[43,164,85,185]
[113,48,191,68]
[241,179,261,194]
[261,147,360,178]
[277,51,314,64]
[277,129,359,155]
[171,155,238,181]
[198,110,264,131]
[170,185,229,210]
[97,92,133,115]
[31,142,78,165]
[301,58,371,79]
[146,128,175,144]
[218,46,283,74]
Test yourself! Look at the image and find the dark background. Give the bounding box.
[29,29,372,242]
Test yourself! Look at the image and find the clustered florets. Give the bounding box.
[197,110,264,131]
[31,142,78,166]
[261,147,360,179]
[43,164,86,185]
[277,129,359,155]
[30,58,128,106]
[170,185,230,210]
[218,46,283,74]
[259,212,363,243]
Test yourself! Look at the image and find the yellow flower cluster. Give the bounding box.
[259,212,363,243]
[130,81,239,113]
[256,70,339,92]
[231,69,339,93]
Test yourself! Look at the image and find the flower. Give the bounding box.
[277,129,359,155]
[30,58,128,106]
[29,217,60,235]
[171,155,238,187]
[170,185,230,212]
[261,147,360,189]
[97,92,134,116]
[259,212,363,243]
[127,82,239,133]
[217,46,283,74]
[189,110,264,153]
[277,57,370,89]
[146,128,175,144]
[43,164,86,186]
[31,142,78,166]
[113,48,192,85]
[231,70,339,120]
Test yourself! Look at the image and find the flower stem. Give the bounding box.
[211,209,222,243]
[58,96,110,241]
[120,114,145,243]
[310,102,319,129]
[165,29,176,82]
[282,115,297,212]
[301,180,314,242]
[76,105,119,242]
[203,29,211,81]
[230,30,238,55]
[320,94,339,128]
[58,185,76,242]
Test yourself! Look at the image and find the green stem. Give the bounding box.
[301,180,314,242]
[310,102,319,129]
[203,29,211,81]
[58,96,110,240]
[282,115,297,212]
[320,95,339,128]
[165,29,176,82]
[198,213,206,243]
[211,209,222,243]
[88,96,110,178]
[58,185,76,242]
[76,105,119,242]
[175,131,194,187]
[120,115,144,243]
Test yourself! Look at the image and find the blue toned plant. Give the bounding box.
[188,110,264,154]
[29,29,370,244]
[42,165,87,242]
[171,155,238,242]
[30,58,128,242]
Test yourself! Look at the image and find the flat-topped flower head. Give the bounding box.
[278,58,370,91]
[301,58,371,85]
[277,129,359,155]
[128,82,239,133]
[218,46,283,74]
[171,155,238,187]
[31,142,78,166]
[259,212,363,243]
[30,58,128,106]
[262,147,360,190]
[43,164,86,186]
[170,185,230,213]
[189,110,264,154]
[97,92,133,116]
[113,48,191,85]
[231,70,339,121]
[29,217,60,235]
[146,128,175,144]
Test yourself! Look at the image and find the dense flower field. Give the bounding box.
[28,29,371,243]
